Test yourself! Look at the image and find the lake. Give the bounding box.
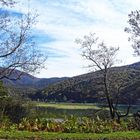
[29,102,140,119]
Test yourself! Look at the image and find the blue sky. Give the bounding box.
[8,0,140,78]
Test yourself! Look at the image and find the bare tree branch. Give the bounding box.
[125,10,140,56]
[0,1,47,80]
[76,33,120,119]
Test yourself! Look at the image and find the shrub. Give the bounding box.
[18,116,133,133]
[5,99,29,123]
[0,81,29,124]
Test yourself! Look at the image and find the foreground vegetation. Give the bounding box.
[1,114,139,138]
[0,82,140,139]
[0,130,140,140]
[0,98,140,139]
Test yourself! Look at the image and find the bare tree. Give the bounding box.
[76,33,120,119]
[125,10,140,56]
[0,0,47,80]
[76,33,132,121]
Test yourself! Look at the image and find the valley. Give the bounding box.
[1,0,140,139]
[4,61,140,104]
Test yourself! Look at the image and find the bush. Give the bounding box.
[128,111,140,131]
[18,116,132,133]
[0,80,31,124]
[4,99,29,123]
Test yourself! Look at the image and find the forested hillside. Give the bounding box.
[32,62,140,104]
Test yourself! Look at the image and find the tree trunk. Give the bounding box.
[103,70,115,119]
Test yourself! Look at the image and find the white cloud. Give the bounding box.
[7,0,140,78]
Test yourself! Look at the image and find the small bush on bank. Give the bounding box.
[4,99,29,123]
[0,81,31,124]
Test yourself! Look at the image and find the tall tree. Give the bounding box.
[76,33,120,119]
[0,0,46,80]
[76,33,132,121]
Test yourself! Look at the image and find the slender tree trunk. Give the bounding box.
[103,70,115,119]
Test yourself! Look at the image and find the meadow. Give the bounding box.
[1,130,140,140]
[0,102,140,140]
[36,102,101,109]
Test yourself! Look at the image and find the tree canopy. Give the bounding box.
[125,10,140,56]
[0,0,46,80]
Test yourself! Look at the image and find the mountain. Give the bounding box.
[2,62,140,104]
[34,62,140,104]
[1,69,68,97]
[5,76,67,89]
[2,69,68,89]
[127,61,140,69]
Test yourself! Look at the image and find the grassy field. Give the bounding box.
[0,130,140,140]
[36,102,102,110]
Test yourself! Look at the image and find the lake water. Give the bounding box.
[29,103,140,119]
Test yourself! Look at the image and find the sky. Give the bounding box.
[7,0,140,78]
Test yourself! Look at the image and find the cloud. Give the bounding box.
[4,0,140,77]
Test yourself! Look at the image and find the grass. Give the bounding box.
[0,130,140,140]
[36,102,102,110]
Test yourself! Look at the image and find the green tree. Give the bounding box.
[0,81,10,119]
[0,81,29,123]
